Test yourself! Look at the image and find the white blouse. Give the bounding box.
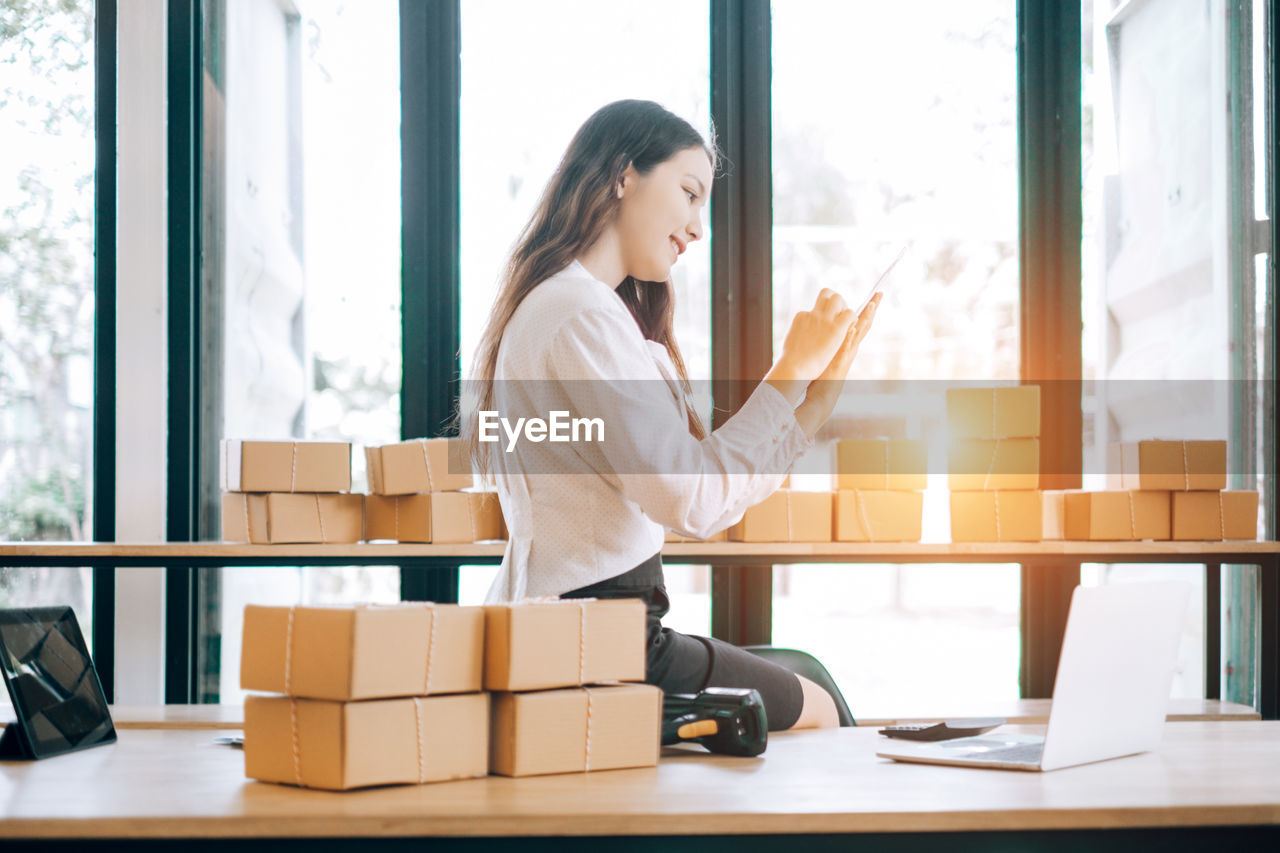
[481,259,813,603]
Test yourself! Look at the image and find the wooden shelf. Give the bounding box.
[2,539,1277,563]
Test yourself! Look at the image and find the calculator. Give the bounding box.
[877,718,1005,741]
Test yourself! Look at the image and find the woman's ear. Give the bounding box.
[616,162,637,199]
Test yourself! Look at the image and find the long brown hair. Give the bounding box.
[462,100,716,476]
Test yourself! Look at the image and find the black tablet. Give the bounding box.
[0,606,116,760]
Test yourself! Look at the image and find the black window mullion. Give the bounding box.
[92,0,118,703]
[165,0,204,704]
[1016,0,1083,699]
[1263,0,1278,720]
[400,0,462,604]
[710,0,773,647]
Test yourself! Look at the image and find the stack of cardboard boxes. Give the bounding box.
[364,437,504,543]
[240,598,659,789]
[833,439,926,542]
[483,598,661,777]
[220,440,364,544]
[1040,440,1256,541]
[947,387,1044,541]
[240,602,489,790]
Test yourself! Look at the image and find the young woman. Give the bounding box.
[465,99,880,730]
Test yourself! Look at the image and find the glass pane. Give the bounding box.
[459,0,713,616]
[215,0,402,474]
[459,0,711,388]
[217,566,400,706]
[0,0,96,647]
[1081,0,1265,506]
[770,0,1020,712]
[203,0,401,701]
[0,0,96,543]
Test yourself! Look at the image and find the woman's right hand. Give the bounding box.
[764,288,856,405]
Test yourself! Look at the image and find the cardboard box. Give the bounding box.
[1172,490,1259,540]
[364,493,433,542]
[1042,490,1066,540]
[221,440,351,493]
[241,603,484,699]
[727,490,834,543]
[366,437,473,495]
[432,490,505,543]
[664,529,729,543]
[946,386,1041,439]
[244,693,489,790]
[489,683,661,777]
[835,439,928,491]
[484,598,645,692]
[834,490,923,542]
[1109,441,1228,491]
[1062,490,1171,541]
[950,490,1043,542]
[947,438,1040,491]
[221,492,364,544]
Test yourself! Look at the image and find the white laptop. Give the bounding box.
[876,580,1192,772]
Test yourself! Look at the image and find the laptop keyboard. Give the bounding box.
[965,742,1044,764]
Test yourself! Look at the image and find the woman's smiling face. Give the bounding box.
[613,146,713,282]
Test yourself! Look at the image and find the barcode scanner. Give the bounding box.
[661,687,768,757]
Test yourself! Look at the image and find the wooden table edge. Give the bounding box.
[3,806,1280,839]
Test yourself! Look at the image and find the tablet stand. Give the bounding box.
[0,720,34,759]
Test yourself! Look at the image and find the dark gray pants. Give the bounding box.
[562,553,804,731]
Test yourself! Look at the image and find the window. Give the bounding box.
[200,0,402,701]
[1079,0,1272,701]
[0,0,96,642]
[770,0,1021,710]
[456,0,712,632]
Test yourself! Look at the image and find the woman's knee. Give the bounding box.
[788,674,840,729]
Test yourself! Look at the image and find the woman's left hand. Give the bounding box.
[793,293,880,439]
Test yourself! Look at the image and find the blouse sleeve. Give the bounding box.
[543,305,813,539]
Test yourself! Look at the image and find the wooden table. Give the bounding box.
[4,540,1277,718]
[1,723,1278,849]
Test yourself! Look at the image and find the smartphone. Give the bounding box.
[856,244,909,313]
